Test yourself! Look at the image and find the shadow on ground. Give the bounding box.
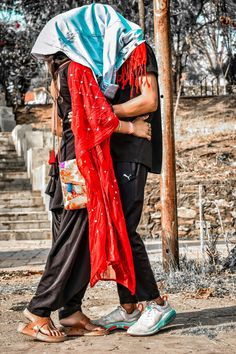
[163,305,236,333]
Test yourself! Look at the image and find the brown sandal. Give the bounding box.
[17,317,66,343]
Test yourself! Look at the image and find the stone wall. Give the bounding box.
[138,134,236,239]
[138,174,235,239]
[15,104,52,129]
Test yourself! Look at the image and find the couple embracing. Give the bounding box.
[17,3,176,343]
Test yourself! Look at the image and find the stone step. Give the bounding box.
[0,157,24,164]
[0,159,25,166]
[0,171,28,179]
[0,211,49,221]
[0,132,11,136]
[0,147,16,152]
[0,145,11,149]
[0,229,51,240]
[0,205,45,212]
[0,220,51,231]
[0,154,20,162]
[0,165,26,172]
[0,151,18,156]
[0,155,25,163]
[0,138,11,144]
[0,191,41,199]
[0,180,31,191]
[0,137,11,142]
[0,197,44,208]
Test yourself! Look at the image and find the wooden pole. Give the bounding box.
[153,0,179,271]
[199,184,205,263]
[138,0,145,33]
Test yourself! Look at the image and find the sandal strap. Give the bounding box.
[30,318,55,334]
[32,317,51,327]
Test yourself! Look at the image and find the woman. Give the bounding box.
[17,4,152,343]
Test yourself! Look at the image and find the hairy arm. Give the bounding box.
[112,73,158,118]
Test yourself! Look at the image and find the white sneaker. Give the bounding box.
[92,306,141,331]
[127,300,176,336]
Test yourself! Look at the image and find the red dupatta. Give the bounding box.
[68,62,136,295]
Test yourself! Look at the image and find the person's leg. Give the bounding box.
[51,208,63,244]
[27,208,90,317]
[115,162,160,306]
[112,163,176,336]
[50,209,91,324]
[93,163,162,330]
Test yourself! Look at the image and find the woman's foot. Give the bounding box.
[17,308,66,343]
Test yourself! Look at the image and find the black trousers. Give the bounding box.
[27,208,90,319]
[115,163,159,303]
[27,162,159,318]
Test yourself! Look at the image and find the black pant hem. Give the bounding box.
[27,305,50,318]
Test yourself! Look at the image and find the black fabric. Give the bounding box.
[110,43,163,174]
[114,162,160,303]
[27,208,90,317]
[28,162,159,317]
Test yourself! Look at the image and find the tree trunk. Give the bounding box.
[138,0,145,33]
[153,0,179,272]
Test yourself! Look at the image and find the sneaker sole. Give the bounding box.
[104,321,137,332]
[127,309,176,336]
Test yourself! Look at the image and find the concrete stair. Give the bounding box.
[0,132,51,240]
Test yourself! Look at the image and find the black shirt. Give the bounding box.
[110,43,162,174]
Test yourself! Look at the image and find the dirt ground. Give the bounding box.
[0,272,235,354]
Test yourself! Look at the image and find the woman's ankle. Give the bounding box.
[23,308,50,321]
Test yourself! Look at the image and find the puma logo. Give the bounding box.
[123,173,132,180]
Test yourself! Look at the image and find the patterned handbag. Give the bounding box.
[59,158,87,210]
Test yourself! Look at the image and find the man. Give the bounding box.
[93,42,176,336]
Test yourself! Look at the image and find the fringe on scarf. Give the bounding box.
[116,42,149,97]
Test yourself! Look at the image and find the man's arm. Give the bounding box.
[112,73,158,118]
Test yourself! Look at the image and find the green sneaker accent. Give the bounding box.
[155,309,176,331]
